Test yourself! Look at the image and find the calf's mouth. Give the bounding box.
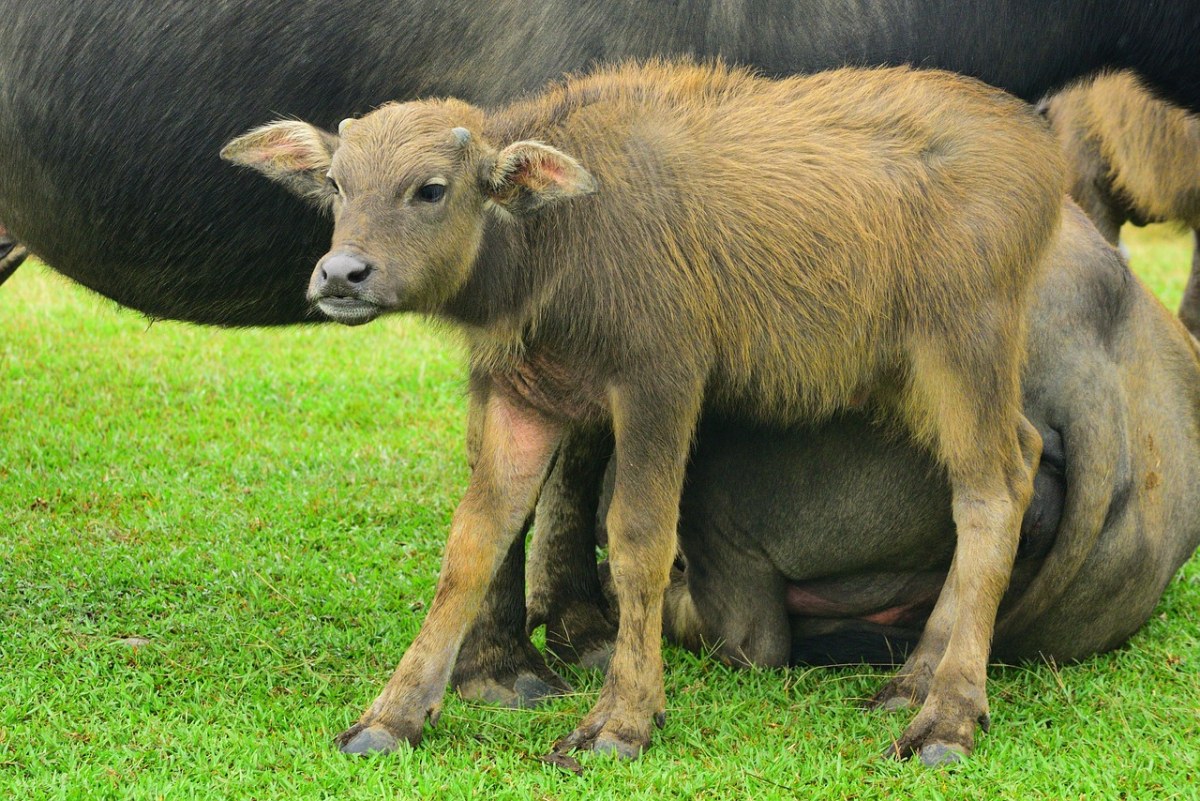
[314,296,381,326]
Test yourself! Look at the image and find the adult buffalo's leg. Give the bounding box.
[1178,230,1200,338]
[670,517,791,667]
[0,224,27,288]
[450,520,571,707]
[527,426,618,669]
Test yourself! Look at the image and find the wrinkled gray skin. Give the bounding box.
[453,204,1200,733]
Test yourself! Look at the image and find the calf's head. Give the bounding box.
[221,100,597,325]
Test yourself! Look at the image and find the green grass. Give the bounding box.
[1,225,1198,800]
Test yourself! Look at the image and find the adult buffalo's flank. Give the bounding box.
[224,61,1064,765]
[1041,71,1200,336]
[2,0,1199,324]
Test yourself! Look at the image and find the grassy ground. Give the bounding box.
[1,225,1197,800]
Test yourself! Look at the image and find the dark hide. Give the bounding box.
[0,223,26,287]
[2,0,1200,323]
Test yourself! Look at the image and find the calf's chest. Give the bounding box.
[486,350,611,425]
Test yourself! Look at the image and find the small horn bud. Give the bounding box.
[338,118,356,137]
[451,127,471,147]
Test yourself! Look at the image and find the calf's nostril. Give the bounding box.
[318,253,374,291]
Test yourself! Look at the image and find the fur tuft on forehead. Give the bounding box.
[343,99,486,156]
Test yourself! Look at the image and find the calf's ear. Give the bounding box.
[220,121,338,205]
[486,140,597,214]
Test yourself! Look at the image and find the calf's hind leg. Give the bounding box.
[452,428,615,703]
[527,426,619,669]
[451,528,572,707]
[872,339,1039,766]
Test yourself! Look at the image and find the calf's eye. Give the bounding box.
[416,183,446,203]
[326,174,340,194]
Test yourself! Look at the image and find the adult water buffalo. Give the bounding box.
[1,1,1200,325]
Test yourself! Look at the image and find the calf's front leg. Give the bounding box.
[554,380,701,758]
[338,389,561,754]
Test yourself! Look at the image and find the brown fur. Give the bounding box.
[223,60,1065,763]
[1041,71,1200,335]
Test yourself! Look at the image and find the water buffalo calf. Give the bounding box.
[224,61,1063,764]
[1040,71,1200,337]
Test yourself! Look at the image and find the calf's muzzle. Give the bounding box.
[314,252,374,296]
[310,251,381,326]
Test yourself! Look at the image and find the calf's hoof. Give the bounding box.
[336,703,437,756]
[452,630,572,707]
[553,708,665,760]
[545,618,616,671]
[541,596,618,670]
[916,742,967,767]
[336,723,403,755]
[882,737,968,767]
[872,693,918,713]
[882,696,987,767]
[554,726,647,760]
[867,669,932,712]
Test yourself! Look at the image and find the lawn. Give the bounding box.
[1,225,1197,800]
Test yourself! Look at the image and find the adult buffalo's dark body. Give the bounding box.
[663,205,1200,668]
[2,0,1200,325]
